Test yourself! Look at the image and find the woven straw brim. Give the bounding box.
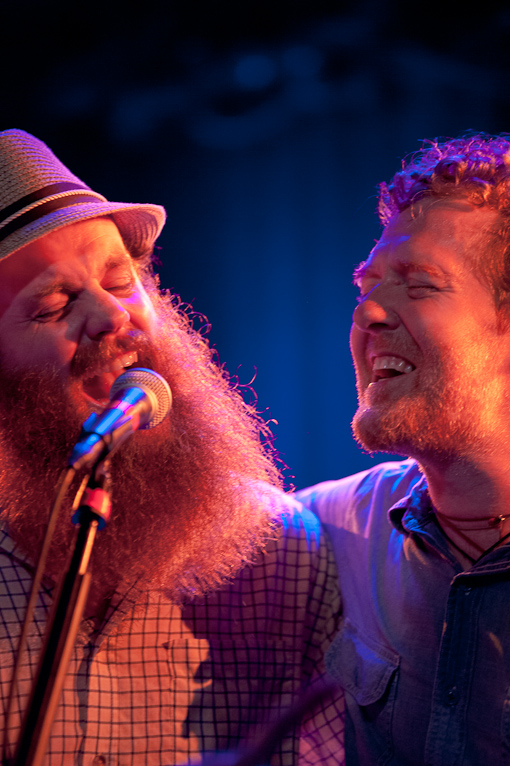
[0,199,166,261]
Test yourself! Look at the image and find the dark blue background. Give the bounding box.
[2,0,509,488]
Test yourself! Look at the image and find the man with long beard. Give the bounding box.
[297,133,510,766]
[0,130,343,765]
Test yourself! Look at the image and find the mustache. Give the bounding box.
[70,330,158,380]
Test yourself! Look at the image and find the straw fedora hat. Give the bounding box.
[0,129,166,262]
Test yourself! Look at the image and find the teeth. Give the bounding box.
[108,351,138,373]
[84,351,138,380]
[373,356,414,374]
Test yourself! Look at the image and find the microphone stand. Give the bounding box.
[12,461,112,766]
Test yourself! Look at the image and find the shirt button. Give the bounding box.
[464,587,472,595]
[92,757,106,766]
[446,686,459,706]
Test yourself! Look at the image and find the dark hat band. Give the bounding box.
[0,186,103,244]
[0,182,92,225]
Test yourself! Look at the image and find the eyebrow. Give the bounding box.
[30,254,133,301]
[352,259,453,286]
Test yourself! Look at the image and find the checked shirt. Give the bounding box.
[0,495,344,766]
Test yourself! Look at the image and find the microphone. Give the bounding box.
[68,367,172,471]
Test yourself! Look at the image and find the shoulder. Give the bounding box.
[295,459,422,528]
[230,486,338,599]
[256,485,330,561]
[180,488,340,634]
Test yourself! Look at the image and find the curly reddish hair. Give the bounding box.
[378,132,510,305]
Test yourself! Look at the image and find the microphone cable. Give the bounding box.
[1,466,81,765]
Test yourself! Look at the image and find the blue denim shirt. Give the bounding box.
[297,459,510,766]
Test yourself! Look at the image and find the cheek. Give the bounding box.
[0,326,76,373]
[131,297,158,333]
[349,326,365,368]
[123,283,158,332]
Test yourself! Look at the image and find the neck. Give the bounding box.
[418,453,510,564]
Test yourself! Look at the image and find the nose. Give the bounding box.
[352,290,400,333]
[84,289,131,340]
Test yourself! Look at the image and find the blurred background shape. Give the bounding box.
[2,0,509,488]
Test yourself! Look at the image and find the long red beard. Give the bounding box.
[0,292,281,606]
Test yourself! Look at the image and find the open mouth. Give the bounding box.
[81,351,139,408]
[370,355,415,383]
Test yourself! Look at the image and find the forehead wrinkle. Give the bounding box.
[29,253,133,301]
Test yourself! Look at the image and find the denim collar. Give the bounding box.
[387,473,510,572]
[388,474,436,535]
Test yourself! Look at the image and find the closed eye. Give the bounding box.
[34,303,71,323]
[32,293,76,323]
[102,267,138,295]
[408,284,439,298]
[106,281,135,295]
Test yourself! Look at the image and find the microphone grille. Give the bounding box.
[110,367,172,428]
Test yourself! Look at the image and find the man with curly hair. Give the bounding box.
[0,130,344,765]
[297,133,510,765]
